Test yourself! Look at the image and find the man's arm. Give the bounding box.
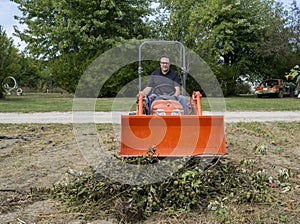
[141,86,152,96]
[172,70,181,97]
[174,86,180,97]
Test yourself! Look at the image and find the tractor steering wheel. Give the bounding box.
[151,83,176,96]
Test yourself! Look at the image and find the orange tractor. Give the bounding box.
[120,41,226,158]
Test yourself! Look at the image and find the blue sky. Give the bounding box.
[0,0,299,50]
[0,0,26,49]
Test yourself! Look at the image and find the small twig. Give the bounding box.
[102,188,132,205]
[0,189,17,192]
[0,189,27,194]
[48,142,78,152]
[205,154,226,170]
[16,218,27,224]
[36,212,85,218]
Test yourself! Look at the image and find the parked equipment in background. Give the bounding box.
[255,79,296,98]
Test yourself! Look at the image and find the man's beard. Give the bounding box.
[162,67,169,73]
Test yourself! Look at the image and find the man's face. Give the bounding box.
[160,57,170,73]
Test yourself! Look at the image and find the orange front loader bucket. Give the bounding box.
[120,115,226,157]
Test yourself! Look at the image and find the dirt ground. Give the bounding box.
[0,122,299,223]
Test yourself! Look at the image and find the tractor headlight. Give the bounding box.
[155,111,166,116]
[171,111,181,116]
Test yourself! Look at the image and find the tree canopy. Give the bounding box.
[13,0,153,58]
[2,0,300,96]
[0,26,21,97]
[154,0,300,95]
[11,0,154,93]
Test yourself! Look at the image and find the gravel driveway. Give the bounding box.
[0,111,300,123]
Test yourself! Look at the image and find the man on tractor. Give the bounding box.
[140,55,188,115]
[121,41,226,157]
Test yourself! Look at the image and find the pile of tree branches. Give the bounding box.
[46,156,275,222]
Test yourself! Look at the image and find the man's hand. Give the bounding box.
[149,95,156,100]
[174,86,180,96]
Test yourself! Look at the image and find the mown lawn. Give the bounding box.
[0,93,299,112]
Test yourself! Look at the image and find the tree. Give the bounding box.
[155,0,295,95]
[0,26,21,98]
[12,0,154,93]
[16,56,46,91]
[253,1,298,80]
[286,1,300,67]
[289,1,300,44]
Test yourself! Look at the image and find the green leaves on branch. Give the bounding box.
[48,157,275,222]
[0,26,22,97]
[285,65,300,83]
[156,0,300,95]
[13,0,153,59]
[12,0,154,93]
[9,0,300,95]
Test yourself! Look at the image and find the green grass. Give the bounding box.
[0,93,74,112]
[0,93,299,112]
[224,96,300,111]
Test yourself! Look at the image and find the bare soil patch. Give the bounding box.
[0,122,299,223]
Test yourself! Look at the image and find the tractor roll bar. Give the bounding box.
[138,41,187,96]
